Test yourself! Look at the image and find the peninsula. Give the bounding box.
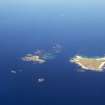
[70,55,105,71]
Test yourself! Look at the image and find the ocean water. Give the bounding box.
[1,0,105,105]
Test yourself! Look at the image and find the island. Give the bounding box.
[70,55,105,72]
[22,54,46,64]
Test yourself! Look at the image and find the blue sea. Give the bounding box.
[1,0,105,105]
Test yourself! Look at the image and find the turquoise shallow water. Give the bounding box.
[1,0,105,105]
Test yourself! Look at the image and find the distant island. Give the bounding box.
[70,55,105,72]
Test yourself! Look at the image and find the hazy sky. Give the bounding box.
[0,0,105,8]
[0,0,105,25]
